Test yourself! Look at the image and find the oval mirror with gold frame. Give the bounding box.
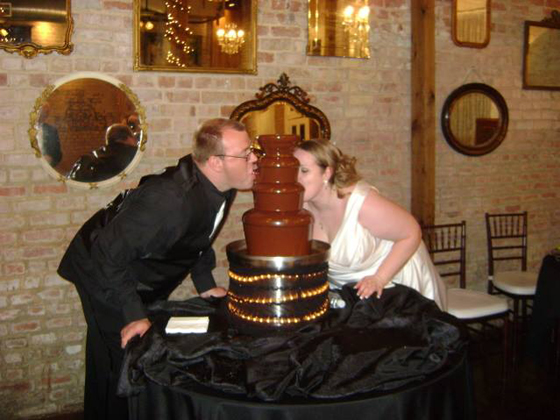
[441,83,508,156]
[230,73,331,142]
[0,0,73,58]
[29,72,147,189]
[452,0,490,48]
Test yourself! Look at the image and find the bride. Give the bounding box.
[294,139,447,310]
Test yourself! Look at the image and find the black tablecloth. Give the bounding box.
[120,285,474,420]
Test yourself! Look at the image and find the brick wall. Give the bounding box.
[0,0,558,418]
[435,0,560,287]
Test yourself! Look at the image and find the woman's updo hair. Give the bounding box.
[297,139,361,196]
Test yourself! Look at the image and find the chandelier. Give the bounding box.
[216,23,245,55]
[341,2,370,54]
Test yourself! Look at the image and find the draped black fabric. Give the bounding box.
[119,285,468,405]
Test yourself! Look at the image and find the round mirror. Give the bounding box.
[441,83,508,156]
[29,72,147,188]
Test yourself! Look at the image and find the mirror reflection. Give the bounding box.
[452,0,490,48]
[523,16,560,90]
[441,83,508,156]
[0,0,73,58]
[449,93,499,147]
[30,74,147,188]
[307,0,370,59]
[134,0,256,74]
[241,103,321,142]
[230,73,331,142]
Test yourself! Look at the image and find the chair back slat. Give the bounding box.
[422,221,466,289]
[485,211,528,276]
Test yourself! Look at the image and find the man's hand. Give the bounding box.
[120,318,151,348]
[200,287,227,299]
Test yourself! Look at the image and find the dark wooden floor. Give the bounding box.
[471,332,560,420]
[36,333,560,420]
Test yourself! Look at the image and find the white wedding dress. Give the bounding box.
[327,181,447,311]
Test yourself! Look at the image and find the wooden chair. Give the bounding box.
[485,212,537,364]
[423,221,511,379]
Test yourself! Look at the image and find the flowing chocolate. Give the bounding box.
[243,135,312,256]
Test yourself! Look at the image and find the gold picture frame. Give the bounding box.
[133,0,257,74]
[522,11,560,91]
[0,0,73,58]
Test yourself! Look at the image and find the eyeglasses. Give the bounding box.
[214,147,263,161]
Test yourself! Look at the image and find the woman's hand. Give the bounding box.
[121,318,152,348]
[354,274,388,299]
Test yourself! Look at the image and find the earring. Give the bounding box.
[323,179,329,190]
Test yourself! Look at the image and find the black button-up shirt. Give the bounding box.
[58,155,236,324]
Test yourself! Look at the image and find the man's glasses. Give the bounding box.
[214,147,263,161]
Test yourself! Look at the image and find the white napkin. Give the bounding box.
[165,316,209,334]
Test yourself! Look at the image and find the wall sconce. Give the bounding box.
[216,23,245,54]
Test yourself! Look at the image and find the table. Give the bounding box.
[120,285,475,420]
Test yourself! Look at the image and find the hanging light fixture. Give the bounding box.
[216,23,245,55]
[341,2,370,56]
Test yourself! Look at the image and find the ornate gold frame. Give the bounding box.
[29,73,148,189]
[230,73,331,140]
[133,0,257,74]
[0,1,74,58]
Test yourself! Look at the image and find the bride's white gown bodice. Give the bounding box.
[327,181,447,310]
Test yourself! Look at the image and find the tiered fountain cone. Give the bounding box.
[226,135,330,332]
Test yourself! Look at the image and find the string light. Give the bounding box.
[228,269,327,284]
[165,0,195,67]
[228,299,329,326]
[228,283,329,304]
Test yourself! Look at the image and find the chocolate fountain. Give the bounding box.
[226,135,330,331]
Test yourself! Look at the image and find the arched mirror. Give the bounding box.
[230,73,331,142]
[29,72,147,188]
[441,83,508,156]
[452,0,490,48]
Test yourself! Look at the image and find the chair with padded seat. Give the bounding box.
[423,221,511,379]
[485,212,538,364]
